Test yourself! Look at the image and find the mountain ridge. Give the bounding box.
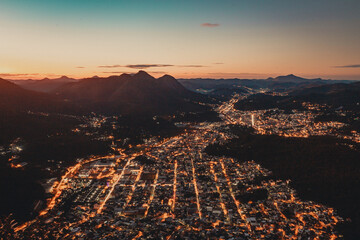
[53,71,208,115]
[0,78,81,115]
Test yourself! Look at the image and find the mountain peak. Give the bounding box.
[54,71,200,115]
[279,74,302,79]
[133,70,155,80]
[159,74,176,80]
[273,74,305,81]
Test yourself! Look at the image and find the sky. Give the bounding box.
[0,0,359,80]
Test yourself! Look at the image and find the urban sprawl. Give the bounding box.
[7,96,348,239]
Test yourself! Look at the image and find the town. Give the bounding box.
[219,95,360,143]
[9,97,342,239]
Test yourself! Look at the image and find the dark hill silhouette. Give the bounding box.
[236,81,360,112]
[179,74,355,94]
[10,76,78,93]
[0,78,80,115]
[267,74,323,82]
[54,71,208,115]
[287,81,360,109]
[289,82,360,96]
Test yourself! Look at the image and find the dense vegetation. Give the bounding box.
[205,125,360,239]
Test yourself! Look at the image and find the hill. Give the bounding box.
[267,74,322,83]
[0,78,80,115]
[288,81,360,109]
[0,78,84,145]
[10,76,78,93]
[54,71,209,115]
[236,81,360,112]
[179,74,355,95]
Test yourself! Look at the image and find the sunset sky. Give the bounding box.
[0,0,359,80]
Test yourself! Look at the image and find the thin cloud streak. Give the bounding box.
[0,73,39,77]
[98,64,174,69]
[201,23,220,27]
[126,64,173,69]
[179,65,206,68]
[101,72,125,74]
[98,65,123,68]
[98,64,206,69]
[333,64,360,68]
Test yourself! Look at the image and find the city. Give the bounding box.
[8,98,341,239]
[1,1,359,239]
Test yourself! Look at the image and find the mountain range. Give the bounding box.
[5,72,359,115]
[0,78,78,115]
[3,71,209,116]
[53,71,207,115]
[235,80,360,111]
[10,76,77,93]
[179,74,357,93]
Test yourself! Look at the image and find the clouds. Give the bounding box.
[101,71,125,74]
[178,65,205,68]
[98,64,207,69]
[98,64,173,69]
[101,71,167,75]
[98,65,123,68]
[0,73,64,80]
[201,23,220,27]
[0,73,39,78]
[125,64,173,69]
[333,64,360,68]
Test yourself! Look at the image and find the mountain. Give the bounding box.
[235,81,360,112]
[178,78,265,92]
[289,81,360,109]
[54,71,208,115]
[0,78,80,114]
[264,74,330,90]
[10,76,78,93]
[179,74,357,95]
[267,74,323,83]
[290,82,360,96]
